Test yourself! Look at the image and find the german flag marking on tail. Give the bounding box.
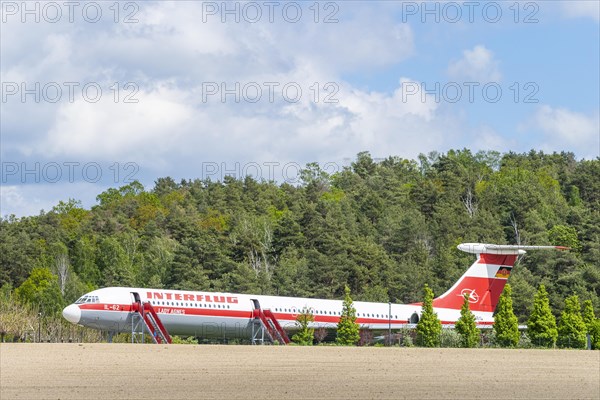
[495,267,512,279]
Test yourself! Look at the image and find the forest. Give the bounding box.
[1,149,599,329]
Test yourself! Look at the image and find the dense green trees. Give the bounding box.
[0,150,598,333]
[455,293,479,348]
[416,284,442,347]
[493,284,519,347]
[336,286,360,345]
[14,267,64,316]
[527,285,558,347]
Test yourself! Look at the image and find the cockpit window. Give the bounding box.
[75,295,99,304]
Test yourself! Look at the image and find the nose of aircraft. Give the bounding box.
[62,304,81,324]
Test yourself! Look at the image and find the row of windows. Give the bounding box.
[147,300,396,319]
[75,295,99,304]
[357,313,399,319]
[273,307,398,319]
[149,300,231,309]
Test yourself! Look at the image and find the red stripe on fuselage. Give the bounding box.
[76,303,492,327]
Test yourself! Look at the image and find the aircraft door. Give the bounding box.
[131,292,141,304]
[251,299,261,310]
[410,312,419,324]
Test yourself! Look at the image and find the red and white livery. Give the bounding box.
[62,243,566,339]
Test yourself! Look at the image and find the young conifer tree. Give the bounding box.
[557,295,587,349]
[455,293,480,348]
[493,284,519,347]
[292,307,315,345]
[582,300,596,333]
[581,300,600,350]
[336,286,360,345]
[527,284,557,347]
[416,284,442,347]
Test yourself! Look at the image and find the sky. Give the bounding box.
[1,0,599,217]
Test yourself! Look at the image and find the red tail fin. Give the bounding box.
[433,243,568,314]
[432,253,517,312]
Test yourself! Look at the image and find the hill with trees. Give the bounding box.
[1,150,599,325]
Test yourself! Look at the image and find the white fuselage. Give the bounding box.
[63,287,492,338]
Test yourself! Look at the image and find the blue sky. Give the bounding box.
[1,0,599,216]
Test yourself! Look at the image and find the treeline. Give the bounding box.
[1,150,599,331]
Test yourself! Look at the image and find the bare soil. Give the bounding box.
[1,344,598,399]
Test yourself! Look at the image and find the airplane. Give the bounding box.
[62,243,567,343]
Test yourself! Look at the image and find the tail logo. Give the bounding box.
[459,288,479,303]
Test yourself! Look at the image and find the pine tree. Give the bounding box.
[590,319,600,350]
[336,286,360,345]
[416,284,442,347]
[292,307,315,345]
[455,293,480,348]
[557,295,587,349]
[582,300,595,332]
[493,284,519,347]
[527,284,557,347]
[582,300,600,350]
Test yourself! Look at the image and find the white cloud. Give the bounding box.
[0,184,97,218]
[470,126,515,152]
[561,1,600,22]
[523,105,600,159]
[2,2,417,168]
[33,74,457,172]
[447,45,502,83]
[39,83,195,166]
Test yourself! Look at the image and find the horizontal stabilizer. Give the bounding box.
[457,243,570,255]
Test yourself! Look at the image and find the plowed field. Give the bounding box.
[1,344,598,399]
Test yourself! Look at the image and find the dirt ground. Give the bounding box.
[1,344,598,400]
